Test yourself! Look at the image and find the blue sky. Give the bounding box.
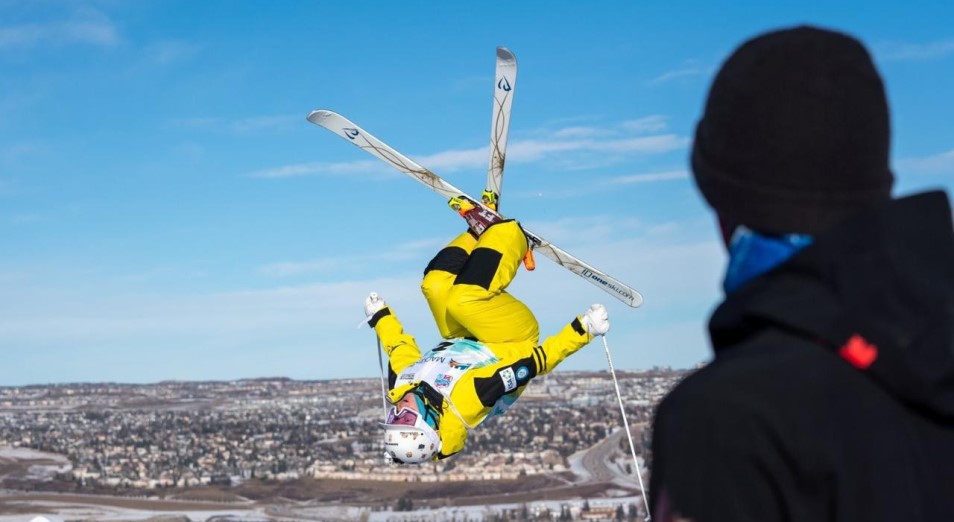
[2,1,953,386]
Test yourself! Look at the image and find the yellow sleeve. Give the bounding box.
[370,307,421,375]
[436,410,468,459]
[537,317,593,375]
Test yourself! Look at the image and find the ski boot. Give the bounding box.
[481,190,499,212]
[448,196,500,237]
[448,196,536,271]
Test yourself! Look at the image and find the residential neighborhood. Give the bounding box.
[0,371,685,490]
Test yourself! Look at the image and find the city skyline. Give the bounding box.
[2,2,953,386]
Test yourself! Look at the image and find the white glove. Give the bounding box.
[581,304,610,336]
[364,292,387,317]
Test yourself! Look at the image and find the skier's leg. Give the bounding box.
[447,220,539,344]
[421,231,477,339]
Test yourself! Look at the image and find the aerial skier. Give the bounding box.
[364,199,611,463]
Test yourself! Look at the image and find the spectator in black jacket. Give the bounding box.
[650,25,954,521]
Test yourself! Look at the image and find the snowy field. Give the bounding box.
[0,447,72,482]
[0,436,647,521]
[0,498,645,522]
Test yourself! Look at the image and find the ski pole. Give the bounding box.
[375,335,396,466]
[357,306,390,419]
[602,334,651,521]
[376,336,389,419]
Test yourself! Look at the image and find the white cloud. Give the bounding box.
[0,10,119,50]
[247,159,385,179]
[167,115,301,134]
[877,40,954,61]
[231,115,301,133]
[261,237,444,278]
[261,259,341,278]
[552,126,613,139]
[0,211,721,381]
[609,170,689,185]
[896,149,954,175]
[650,61,711,85]
[256,118,688,180]
[515,169,690,200]
[620,115,669,134]
[146,39,200,65]
[10,214,39,224]
[594,135,686,153]
[415,146,488,172]
[0,142,39,163]
[508,134,684,162]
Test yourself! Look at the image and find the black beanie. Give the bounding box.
[692,25,894,235]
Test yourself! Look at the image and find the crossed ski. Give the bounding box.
[306,51,642,308]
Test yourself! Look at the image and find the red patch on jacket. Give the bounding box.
[838,334,878,369]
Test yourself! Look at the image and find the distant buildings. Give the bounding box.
[0,370,687,490]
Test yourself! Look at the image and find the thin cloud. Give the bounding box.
[552,126,614,139]
[257,119,686,179]
[609,170,689,184]
[261,237,444,278]
[509,134,684,162]
[11,214,40,224]
[261,259,341,278]
[594,135,686,153]
[877,39,954,61]
[0,142,39,163]
[520,169,689,200]
[620,116,669,134]
[146,39,201,65]
[896,149,954,174]
[650,61,711,85]
[167,115,300,133]
[0,11,119,50]
[247,159,384,179]
[415,146,488,172]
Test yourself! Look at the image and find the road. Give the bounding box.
[574,423,648,489]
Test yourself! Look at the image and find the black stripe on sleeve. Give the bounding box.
[571,317,587,336]
[368,307,391,328]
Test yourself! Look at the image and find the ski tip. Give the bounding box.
[306,109,336,125]
[496,47,516,63]
[630,292,644,308]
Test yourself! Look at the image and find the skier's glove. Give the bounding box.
[364,292,387,317]
[581,304,610,336]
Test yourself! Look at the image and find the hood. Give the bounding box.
[709,191,954,418]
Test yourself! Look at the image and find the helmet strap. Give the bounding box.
[412,383,443,430]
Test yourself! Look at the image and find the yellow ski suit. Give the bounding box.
[367,220,597,459]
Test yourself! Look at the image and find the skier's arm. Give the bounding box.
[368,308,421,377]
[537,305,609,374]
[364,293,422,382]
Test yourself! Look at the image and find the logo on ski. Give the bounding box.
[344,127,360,140]
[497,77,512,92]
[582,268,635,301]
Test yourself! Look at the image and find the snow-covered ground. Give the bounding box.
[0,434,647,521]
[0,447,72,482]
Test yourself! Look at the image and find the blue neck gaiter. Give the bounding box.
[723,226,814,294]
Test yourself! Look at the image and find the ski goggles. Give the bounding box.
[386,406,421,427]
[386,386,441,430]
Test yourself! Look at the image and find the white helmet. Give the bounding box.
[382,392,442,464]
[383,423,441,464]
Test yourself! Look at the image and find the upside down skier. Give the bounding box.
[363,198,611,463]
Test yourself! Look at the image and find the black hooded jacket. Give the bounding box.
[650,191,954,521]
